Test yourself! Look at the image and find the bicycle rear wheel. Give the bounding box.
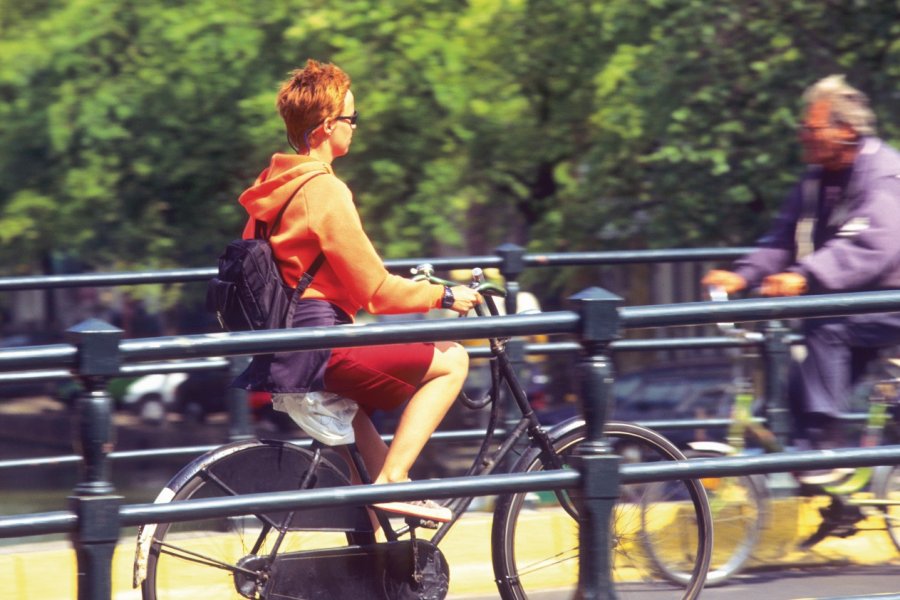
[138,439,374,600]
[491,420,712,600]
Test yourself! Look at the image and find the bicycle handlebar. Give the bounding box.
[410,263,507,410]
[410,263,507,298]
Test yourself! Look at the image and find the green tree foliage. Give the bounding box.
[0,0,897,307]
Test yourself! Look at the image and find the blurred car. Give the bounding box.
[530,358,740,448]
[609,359,738,447]
[122,368,230,424]
[122,373,188,423]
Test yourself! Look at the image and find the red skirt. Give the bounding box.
[324,341,435,413]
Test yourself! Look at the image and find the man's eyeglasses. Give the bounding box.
[335,110,359,126]
[798,124,830,134]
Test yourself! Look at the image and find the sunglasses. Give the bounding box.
[335,110,359,126]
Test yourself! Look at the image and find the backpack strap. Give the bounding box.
[296,252,326,295]
[256,170,327,240]
[251,169,328,300]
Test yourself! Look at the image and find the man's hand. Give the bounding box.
[761,272,808,296]
[701,270,747,295]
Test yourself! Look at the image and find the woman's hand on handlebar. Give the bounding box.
[447,285,483,315]
[701,269,747,296]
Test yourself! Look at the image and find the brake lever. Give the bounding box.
[706,285,740,336]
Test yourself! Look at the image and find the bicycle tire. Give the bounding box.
[664,449,767,586]
[138,439,374,600]
[873,463,900,553]
[491,420,712,600]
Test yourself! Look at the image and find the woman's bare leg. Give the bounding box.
[347,411,388,484]
[373,341,468,484]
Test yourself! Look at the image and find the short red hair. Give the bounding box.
[276,59,351,152]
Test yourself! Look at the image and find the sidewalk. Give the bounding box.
[1,495,897,599]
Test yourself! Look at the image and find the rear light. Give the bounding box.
[248,391,272,411]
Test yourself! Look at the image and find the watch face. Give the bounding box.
[442,287,454,308]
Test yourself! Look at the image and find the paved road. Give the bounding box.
[460,564,900,599]
[698,564,900,599]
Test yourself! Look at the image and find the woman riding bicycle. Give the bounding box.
[233,59,481,522]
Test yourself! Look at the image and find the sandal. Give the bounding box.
[372,499,452,524]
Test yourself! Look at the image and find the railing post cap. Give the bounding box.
[66,319,123,378]
[569,286,623,305]
[569,287,623,343]
[494,243,526,279]
[495,242,525,253]
[66,318,124,337]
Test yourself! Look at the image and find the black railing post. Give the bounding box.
[569,287,622,599]
[496,243,525,316]
[227,357,253,440]
[66,318,123,600]
[762,320,793,447]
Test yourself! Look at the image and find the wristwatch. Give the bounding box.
[440,286,455,309]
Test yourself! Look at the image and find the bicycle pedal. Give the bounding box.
[832,525,858,539]
[405,516,440,530]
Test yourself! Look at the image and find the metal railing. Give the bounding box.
[4,248,900,598]
[2,289,900,598]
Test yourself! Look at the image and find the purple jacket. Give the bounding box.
[734,138,900,293]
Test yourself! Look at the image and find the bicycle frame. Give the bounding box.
[707,285,893,494]
[401,288,566,545]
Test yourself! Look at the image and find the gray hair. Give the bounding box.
[802,74,877,136]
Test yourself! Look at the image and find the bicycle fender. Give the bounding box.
[543,416,586,445]
[687,440,737,455]
[501,417,586,473]
[132,438,281,588]
[869,463,897,496]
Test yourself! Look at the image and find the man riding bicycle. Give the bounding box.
[703,75,900,454]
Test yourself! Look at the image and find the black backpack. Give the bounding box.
[206,174,325,332]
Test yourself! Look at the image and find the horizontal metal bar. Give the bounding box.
[0,469,577,537]
[523,247,753,267]
[0,269,217,291]
[0,511,78,537]
[116,312,581,363]
[622,290,900,329]
[625,445,900,483]
[4,444,900,537]
[0,357,232,385]
[0,344,77,371]
[0,429,500,470]
[117,469,579,527]
[0,248,752,292]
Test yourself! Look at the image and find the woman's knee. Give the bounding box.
[428,341,469,378]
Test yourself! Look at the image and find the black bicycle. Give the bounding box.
[132,266,713,599]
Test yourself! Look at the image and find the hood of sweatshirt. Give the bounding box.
[239,154,332,224]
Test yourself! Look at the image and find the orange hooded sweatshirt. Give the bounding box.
[239,154,443,320]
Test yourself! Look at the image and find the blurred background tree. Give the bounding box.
[0,0,898,312]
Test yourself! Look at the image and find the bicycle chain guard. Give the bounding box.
[261,539,449,599]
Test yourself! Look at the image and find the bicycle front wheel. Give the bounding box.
[874,464,900,552]
[138,439,374,600]
[491,421,712,600]
[665,448,767,586]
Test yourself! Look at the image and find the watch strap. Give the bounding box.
[440,285,455,309]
